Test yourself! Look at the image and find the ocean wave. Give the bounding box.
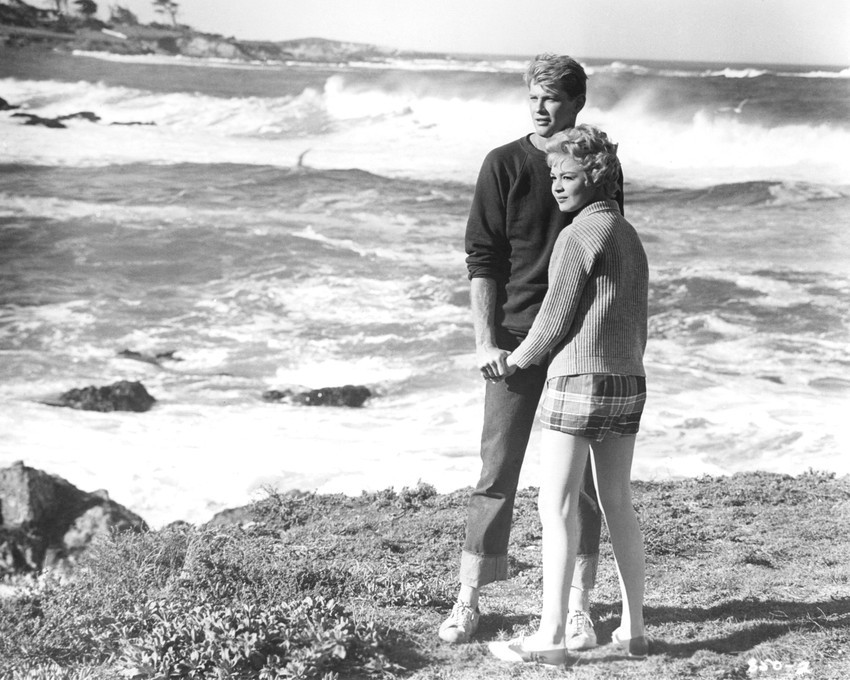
[0,75,331,136]
[292,225,412,261]
[591,61,849,80]
[611,106,850,187]
[765,181,850,205]
[71,49,274,69]
[779,66,850,79]
[650,267,850,335]
[701,67,770,79]
[0,189,319,228]
[590,61,654,76]
[72,47,531,76]
[635,181,850,208]
[3,71,849,186]
[66,48,850,81]
[588,61,765,79]
[349,57,530,73]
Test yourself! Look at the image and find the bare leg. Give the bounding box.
[529,428,590,646]
[589,435,645,638]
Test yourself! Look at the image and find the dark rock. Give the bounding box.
[63,502,144,554]
[10,111,102,128]
[118,348,182,366]
[293,385,372,407]
[262,384,372,408]
[0,461,147,575]
[0,96,21,111]
[44,380,156,412]
[156,36,179,54]
[0,460,85,531]
[11,112,66,128]
[57,110,101,122]
[0,526,43,573]
[262,389,293,402]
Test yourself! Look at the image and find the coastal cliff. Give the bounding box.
[0,3,429,62]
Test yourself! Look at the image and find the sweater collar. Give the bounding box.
[577,200,619,219]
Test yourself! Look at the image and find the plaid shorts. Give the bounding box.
[540,374,646,441]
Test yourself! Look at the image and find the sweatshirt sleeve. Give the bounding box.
[465,150,511,282]
[509,231,594,368]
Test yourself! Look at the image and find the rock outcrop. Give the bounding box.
[4,104,155,129]
[11,110,99,128]
[262,384,372,408]
[0,461,147,575]
[10,112,67,128]
[0,96,21,111]
[43,380,156,412]
[117,348,182,366]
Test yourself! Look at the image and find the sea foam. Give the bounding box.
[3,72,849,186]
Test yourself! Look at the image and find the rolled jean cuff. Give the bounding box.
[571,552,599,591]
[460,550,508,588]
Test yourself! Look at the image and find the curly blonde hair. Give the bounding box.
[545,124,620,199]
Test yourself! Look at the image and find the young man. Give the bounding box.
[439,54,623,649]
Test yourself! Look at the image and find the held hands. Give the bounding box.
[477,345,518,382]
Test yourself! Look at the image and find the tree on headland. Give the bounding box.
[152,0,179,26]
[50,0,70,14]
[108,3,138,25]
[74,0,97,18]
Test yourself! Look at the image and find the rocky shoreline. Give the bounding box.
[0,4,439,64]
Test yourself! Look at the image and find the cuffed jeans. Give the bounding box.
[460,332,602,589]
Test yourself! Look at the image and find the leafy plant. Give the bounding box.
[115,596,399,679]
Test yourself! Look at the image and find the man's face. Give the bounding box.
[528,80,585,138]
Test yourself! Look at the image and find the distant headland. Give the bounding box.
[0,0,440,63]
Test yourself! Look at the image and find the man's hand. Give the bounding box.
[477,345,510,382]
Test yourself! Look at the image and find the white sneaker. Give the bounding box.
[565,610,598,651]
[438,601,480,643]
[488,635,567,665]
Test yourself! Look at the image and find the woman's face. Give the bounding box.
[550,156,597,213]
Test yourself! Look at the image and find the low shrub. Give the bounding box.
[114,596,399,679]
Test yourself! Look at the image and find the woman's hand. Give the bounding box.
[478,346,518,382]
[478,345,510,382]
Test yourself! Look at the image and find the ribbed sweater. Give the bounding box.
[510,200,648,378]
[465,135,624,333]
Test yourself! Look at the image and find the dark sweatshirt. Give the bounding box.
[465,134,623,335]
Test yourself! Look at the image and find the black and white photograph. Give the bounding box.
[1,1,848,678]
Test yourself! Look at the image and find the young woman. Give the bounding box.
[486,124,649,665]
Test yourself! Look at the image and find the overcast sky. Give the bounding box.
[98,0,849,66]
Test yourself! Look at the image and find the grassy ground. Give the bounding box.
[1,470,848,679]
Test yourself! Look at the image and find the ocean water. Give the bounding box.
[1,49,848,527]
